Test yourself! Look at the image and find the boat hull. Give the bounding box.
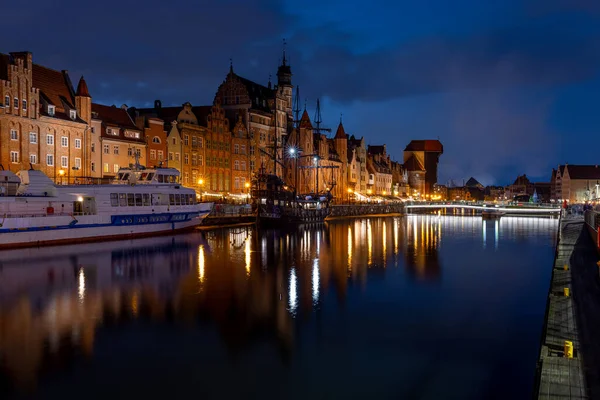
[257,204,329,227]
[0,210,211,250]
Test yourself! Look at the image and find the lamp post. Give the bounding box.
[288,147,298,197]
[245,181,251,204]
[58,169,65,185]
[347,188,353,204]
[197,178,204,202]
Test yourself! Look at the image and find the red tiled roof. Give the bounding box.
[404,155,425,171]
[404,140,443,153]
[566,165,600,180]
[92,103,140,131]
[76,76,91,97]
[32,64,75,112]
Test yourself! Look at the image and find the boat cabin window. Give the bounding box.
[135,194,143,206]
[143,193,150,206]
[118,172,130,181]
[119,193,127,206]
[110,193,119,207]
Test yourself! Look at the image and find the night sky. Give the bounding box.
[6,0,600,185]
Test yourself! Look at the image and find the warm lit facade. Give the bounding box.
[89,103,145,181]
[403,140,443,195]
[134,114,167,168]
[0,51,91,184]
[553,164,600,203]
[367,145,393,196]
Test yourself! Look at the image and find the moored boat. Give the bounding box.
[0,165,213,249]
[481,209,506,219]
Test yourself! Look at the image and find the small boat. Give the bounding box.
[0,163,213,249]
[481,209,505,219]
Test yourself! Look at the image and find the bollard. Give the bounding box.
[564,287,570,297]
[564,341,574,358]
[564,264,569,271]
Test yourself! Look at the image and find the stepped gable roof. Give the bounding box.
[334,121,346,139]
[299,110,313,129]
[512,174,531,186]
[404,139,443,153]
[465,177,482,187]
[559,165,566,175]
[368,145,385,155]
[76,76,90,97]
[134,104,213,128]
[190,105,212,127]
[403,155,425,171]
[566,165,600,180]
[92,103,140,131]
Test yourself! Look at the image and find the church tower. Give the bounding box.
[276,41,293,118]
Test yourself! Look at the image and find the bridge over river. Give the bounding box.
[405,201,561,216]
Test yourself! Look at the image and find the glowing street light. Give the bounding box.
[197,178,204,185]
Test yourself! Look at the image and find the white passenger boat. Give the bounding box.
[0,165,213,249]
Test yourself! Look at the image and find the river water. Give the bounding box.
[0,215,558,399]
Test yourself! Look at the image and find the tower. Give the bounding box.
[276,39,293,117]
[75,76,91,123]
[334,116,348,198]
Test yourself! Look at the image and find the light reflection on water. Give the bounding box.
[0,216,558,400]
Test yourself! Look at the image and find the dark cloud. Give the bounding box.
[291,24,600,104]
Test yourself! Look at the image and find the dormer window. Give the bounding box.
[69,110,76,120]
[48,105,55,116]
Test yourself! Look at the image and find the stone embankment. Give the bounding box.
[328,203,404,219]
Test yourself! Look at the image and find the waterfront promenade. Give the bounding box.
[535,215,589,399]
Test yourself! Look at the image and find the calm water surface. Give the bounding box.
[0,215,558,400]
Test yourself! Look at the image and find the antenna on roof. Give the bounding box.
[340,113,343,124]
[229,58,233,73]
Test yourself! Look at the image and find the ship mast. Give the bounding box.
[292,85,301,196]
[312,99,331,194]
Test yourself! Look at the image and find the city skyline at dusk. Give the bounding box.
[4,0,600,185]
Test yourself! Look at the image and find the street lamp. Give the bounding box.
[197,178,204,201]
[245,181,251,204]
[347,188,353,204]
[58,169,65,185]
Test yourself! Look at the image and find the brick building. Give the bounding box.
[403,140,443,195]
[0,51,91,184]
[89,104,145,181]
[133,113,167,168]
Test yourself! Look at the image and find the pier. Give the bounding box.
[405,201,560,216]
[535,215,588,399]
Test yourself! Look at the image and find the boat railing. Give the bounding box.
[2,212,94,218]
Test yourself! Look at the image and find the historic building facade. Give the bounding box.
[403,140,443,195]
[89,104,145,181]
[133,114,167,168]
[0,52,91,184]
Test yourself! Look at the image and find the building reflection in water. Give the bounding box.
[0,215,558,395]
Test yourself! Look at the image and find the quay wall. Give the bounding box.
[328,203,404,219]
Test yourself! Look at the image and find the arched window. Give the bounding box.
[152,136,161,144]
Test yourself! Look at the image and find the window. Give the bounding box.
[234,177,240,189]
[152,136,161,144]
[184,135,189,145]
[110,193,119,207]
[29,132,37,144]
[75,158,81,169]
[128,148,133,157]
[241,161,246,171]
[48,105,55,116]
[22,99,27,111]
[184,153,189,164]
[47,134,54,145]
[234,144,239,154]
[250,160,255,171]
[91,127,95,134]
[61,137,68,147]
[10,151,19,163]
[70,110,76,119]
[75,139,81,149]
[46,154,54,166]
[168,152,173,161]
[184,172,189,184]
[199,155,203,166]
[91,162,96,172]
[158,150,164,160]
[234,160,239,170]
[250,145,255,155]
[10,130,17,140]
[4,96,8,107]
[124,131,140,139]
[241,145,246,154]
[136,148,141,157]
[198,137,203,148]
[175,153,180,161]
[192,137,197,147]
[91,143,95,152]
[61,156,68,168]
[172,138,176,145]
[29,154,37,164]
[150,149,156,159]
[113,145,119,155]
[13,97,18,109]
[113,164,119,173]
[104,163,109,173]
